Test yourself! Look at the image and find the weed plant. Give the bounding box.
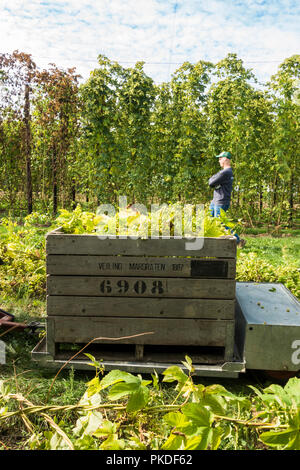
[1,353,300,450]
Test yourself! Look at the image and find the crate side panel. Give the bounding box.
[52,316,233,347]
[46,234,237,258]
[47,296,236,320]
[47,276,236,299]
[47,255,236,279]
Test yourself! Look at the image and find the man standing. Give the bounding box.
[209,151,233,216]
[209,151,245,246]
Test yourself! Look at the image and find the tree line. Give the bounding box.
[0,50,299,227]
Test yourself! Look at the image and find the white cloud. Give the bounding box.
[0,0,299,85]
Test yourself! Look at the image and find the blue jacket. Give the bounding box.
[209,167,234,204]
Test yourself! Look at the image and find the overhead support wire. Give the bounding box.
[167,1,179,81]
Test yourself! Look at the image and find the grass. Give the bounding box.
[241,235,300,268]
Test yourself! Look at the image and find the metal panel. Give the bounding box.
[236,282,300,326]
[236,282,300,371]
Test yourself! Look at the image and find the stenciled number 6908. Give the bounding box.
[100,279,165,295]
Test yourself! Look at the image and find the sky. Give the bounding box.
[0,0,299,85]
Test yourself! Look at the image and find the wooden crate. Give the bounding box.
[46,230,237,363]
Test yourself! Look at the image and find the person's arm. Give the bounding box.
[208,170,227,188]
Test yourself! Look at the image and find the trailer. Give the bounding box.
[31,229,300,378]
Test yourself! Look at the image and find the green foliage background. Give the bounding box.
[0,52,299,228]
[0,52,300,452]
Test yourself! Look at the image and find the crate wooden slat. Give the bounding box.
[47,317,235,348]
[47,275,236,299]
[47,255,236,279]
[47,296,235,320]
[46,233,237,258]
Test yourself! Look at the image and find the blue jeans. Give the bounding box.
[209,202,240,243]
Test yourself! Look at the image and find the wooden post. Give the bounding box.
[135,345,144,360]
[24,83,33,214]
